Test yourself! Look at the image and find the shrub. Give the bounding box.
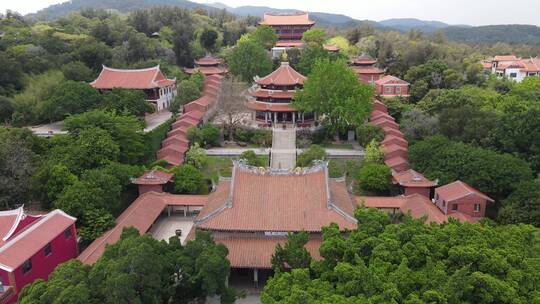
[364,139,385,164]
[239,150,262,167]
[355,163,392,194]
[185,143,208,170]
[173,164,205,194]
[356,124,384,147]
[297,145,326,167]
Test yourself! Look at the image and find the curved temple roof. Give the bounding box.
[254,62,306,87]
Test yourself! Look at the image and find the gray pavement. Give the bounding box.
[270,127,296,169]
[143,109,173,132]
[205,148,270,156]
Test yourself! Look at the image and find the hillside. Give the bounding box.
[379,18,449,32]
[29,0,214,20]
[444,24,540,45]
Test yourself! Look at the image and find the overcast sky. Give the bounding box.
[3,0,540,26]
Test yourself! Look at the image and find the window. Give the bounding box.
[452,204,458,211]
[22,259,32,274]
[385,86,392,93]
[442,200,446,207]
[64,227,72,239]
[396,86,401,93]
[510,73,517,78]
[474,204,481,212]
[44,243,52,256]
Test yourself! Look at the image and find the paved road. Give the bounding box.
[205,148,270,156]
[144,109,173,132]
[270,127,296,169]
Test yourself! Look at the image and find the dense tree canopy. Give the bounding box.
[19,228,237,304]
[293,59,373,134]
[228,39,273,82]
[262,208,540,304]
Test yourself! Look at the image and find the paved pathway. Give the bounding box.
[205,148,270,156]
[270,127,296,169]
[143,109,173,132]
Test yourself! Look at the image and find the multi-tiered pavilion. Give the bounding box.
[247,62,314,127]
[259,12,315,57]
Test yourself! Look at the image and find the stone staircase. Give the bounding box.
[270,126,296,169]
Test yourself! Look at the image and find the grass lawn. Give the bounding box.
[204,155,270,183]
[328,159,362,181]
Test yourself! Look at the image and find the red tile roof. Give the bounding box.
[323,44,339,52]
[385,156,409,172]
[90,65,176,89]
[358,194,475,224]
[196,162,357,233]
[436,181,494,203]
[370,111,395,121]
[251,89,295,99]
[78,192,208,265]
[246,101,297,112]
[352,54,378,66]
[0,207,23,244]
[275,40,305,47]
[132,170,173,186]
[184,66,228,76]
[259,12,315,26]
[520,58,540,72]
[195,56,222,66]
[256,62,306,86]
[392,169,437,188]
[373,118,400,129]
[375,75,409,85]
[381,134,408,148]
[0,210,76,271]
[352,66,385,74]
[214,235,322,269]
[494,55,519,62]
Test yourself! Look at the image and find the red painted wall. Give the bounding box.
[358,73,383,84]
[435,193,487,218]
[377,84,409,96]
[1,224,78,304]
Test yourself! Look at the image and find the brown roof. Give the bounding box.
[323,44,339,52]
[375,75,409,85]
[373,100,388,113]
[132,170,173,186]
[352,54,377,65]
[358,194,474,224]
[246,101,297,112]
[196,162,357,233]
[91,65,175,89]
[370,111,395,122]
[256,62,306,86]
[251,89,295,99]
[195,56,222,66]
[392,169,437,188]
[259,12,315,26]
[385,156,409,172]
[0,210,76,271]
[372,118,400,129]
[520,58,540,72]
[78,192,208,265]
[275,40,305,47]
[494,55,519,62]
[214,234,322,269]
[381,134,408,148]
[352,66,385,75]
[436,181,494,203]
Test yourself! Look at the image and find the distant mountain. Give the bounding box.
[379,18,449,32]
[444,24,540,45]
[29,0,216,20]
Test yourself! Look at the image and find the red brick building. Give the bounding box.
[434,181,493,219]
[132,170,174,195]
[91,65,177,112]
[0,208,77,304]
[247,62,315,127]
[375,75,410,98]
[392,169,438,198]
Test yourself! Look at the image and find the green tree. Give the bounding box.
[61,61,95,82]
[297,145,326,167]
[173,21,195,67]
[74,39,112,71]
[0,52,24,96]
[201,28,219,52]
[364,139,385,164]
[251,25,278,49]
[174,164,205,194]
[302,28,327,48]
[356,124,384,147]
[293,59,373,134]
[0,96,14,123]
[79,207,115,242]
[400,109,439,140]
[42,81,101,122]
[32,163,78,209]
[355,163,391,194]
[498,179,540,227]
[64,110,146,164]
[101,89,154,117]
[185,143,208,170]
[228,39,273,82]
[239,150,263,167]
[175,79,201,105]
[71,128,120,170]
[271,231,312,272]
